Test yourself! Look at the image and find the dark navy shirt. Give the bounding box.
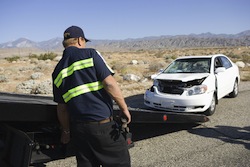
[52,47,114,121]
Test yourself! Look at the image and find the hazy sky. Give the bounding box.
[0,0,250,43]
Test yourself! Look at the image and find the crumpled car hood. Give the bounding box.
[155,73,209,82]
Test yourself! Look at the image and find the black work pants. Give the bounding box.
[71,120,131,167]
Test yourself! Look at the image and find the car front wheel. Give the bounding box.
[204,94,216,116]
[229,80,238,98]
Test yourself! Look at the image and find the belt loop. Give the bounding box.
[110,116,113,121]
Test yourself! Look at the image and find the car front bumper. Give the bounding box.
[144,87,214,113]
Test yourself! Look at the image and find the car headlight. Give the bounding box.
[186,85,207,96]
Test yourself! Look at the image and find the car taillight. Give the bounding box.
[163,115,167,121]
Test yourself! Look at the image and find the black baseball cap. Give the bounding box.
[63,26,90,42]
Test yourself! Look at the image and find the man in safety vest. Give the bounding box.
[52,25,131,167]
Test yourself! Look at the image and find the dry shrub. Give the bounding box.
[113,74,123,83]
[0,75,8,83]
[242,53,250,63]
[120,65,143,76]
[148,62,168,73]
[153,51,165,58]
[29,52,57,60]
[240,69,250,81]
[111,61,126,71]
[5,56,20,62]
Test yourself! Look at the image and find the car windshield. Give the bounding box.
[164,58,211,73]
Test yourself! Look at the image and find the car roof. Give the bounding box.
[176,54,226,60]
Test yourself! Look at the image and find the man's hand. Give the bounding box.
[61,130,70,144]
[120,109,131,124]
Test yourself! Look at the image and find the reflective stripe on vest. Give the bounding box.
[63,81,103,103]
[54,58,94,88]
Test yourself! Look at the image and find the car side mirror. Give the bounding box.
[215,67,226,74]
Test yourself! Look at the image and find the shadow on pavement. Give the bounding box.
[188,125,250,150]
[129,123,199,142]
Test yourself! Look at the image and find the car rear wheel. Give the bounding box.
[204,94,216,116]
[229,80,238,98]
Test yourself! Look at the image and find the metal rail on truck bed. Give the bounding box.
[0,92,208,166]
[0,92,209,124]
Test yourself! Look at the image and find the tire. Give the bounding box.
[229,80,238,98]
[204,94,216,116]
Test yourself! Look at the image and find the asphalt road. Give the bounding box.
[46,82,250,167]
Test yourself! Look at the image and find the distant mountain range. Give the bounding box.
[0,37,63,51]
[1,30,250,51]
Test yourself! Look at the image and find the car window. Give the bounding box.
[220,56,232,69]
[214,58,223,68]
[164,58,211,73]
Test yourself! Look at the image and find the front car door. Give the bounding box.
[214,56,234,99]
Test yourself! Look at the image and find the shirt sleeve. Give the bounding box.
[52,76,65,103]
[93,50,114,81]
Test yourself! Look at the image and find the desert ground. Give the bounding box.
[0,46,250,98]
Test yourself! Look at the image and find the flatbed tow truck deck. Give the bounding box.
[0,92,208,166]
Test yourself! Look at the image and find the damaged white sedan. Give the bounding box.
[144,54,240,116]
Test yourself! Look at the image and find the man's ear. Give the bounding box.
[77,37,82,46]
